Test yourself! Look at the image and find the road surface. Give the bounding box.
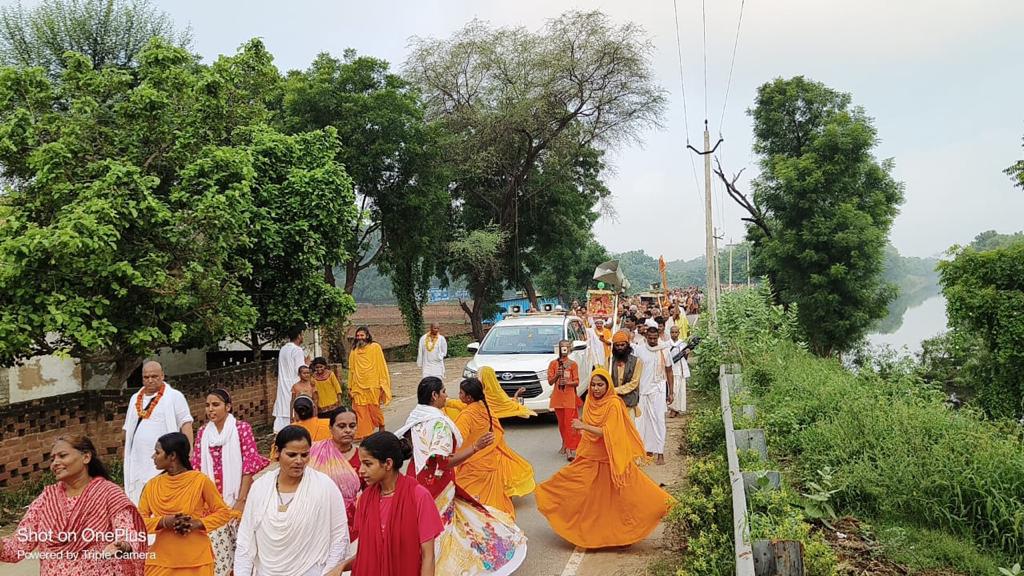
[1,356,686,576]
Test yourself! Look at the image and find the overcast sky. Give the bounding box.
[73,1,1024,259]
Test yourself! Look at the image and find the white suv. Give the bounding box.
[462,314,592,414]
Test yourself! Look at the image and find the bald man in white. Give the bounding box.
[123,361,194,504]
[416,323,448,379]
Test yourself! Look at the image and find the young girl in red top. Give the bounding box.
[341,431,443,576]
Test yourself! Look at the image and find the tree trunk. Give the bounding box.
[344,259,359,295]
[460,299,485,342]
[249,331,263,363]
[106,355,143,390]
[524,276,539,310]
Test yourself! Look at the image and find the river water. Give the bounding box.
[866,293,948,353]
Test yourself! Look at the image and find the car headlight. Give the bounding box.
[463,367,477,379]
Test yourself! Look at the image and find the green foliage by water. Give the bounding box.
[745,76,905,356]
[939,238,1024,418]
[702,286,1024,564]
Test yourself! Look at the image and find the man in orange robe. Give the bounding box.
[348,326,392,440]
[547,340,582,460]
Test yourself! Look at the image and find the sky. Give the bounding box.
[38,0,1024,260]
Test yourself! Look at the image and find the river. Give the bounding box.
[866,293,948,353]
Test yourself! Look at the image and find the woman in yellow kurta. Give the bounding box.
[535,368,674,549]
[348,326,392,440]
[454,377,536,519]
[139,432,234,575]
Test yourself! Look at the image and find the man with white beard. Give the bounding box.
[632,325,675,465]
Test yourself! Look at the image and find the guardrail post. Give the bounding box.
[721,364,756,576]
[753,540,805,576]
[734,428,768,461]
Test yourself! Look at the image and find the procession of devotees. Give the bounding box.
[1,294,698,576]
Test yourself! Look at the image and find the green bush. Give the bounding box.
[751,340,1024,558]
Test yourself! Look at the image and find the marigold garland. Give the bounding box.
[136,384,165,419]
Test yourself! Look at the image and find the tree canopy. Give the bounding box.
[282,50,449,347]
[0,0,191,75]
[939,239,1024,419]
[0,39,356,385]
[404,10,665,335]
[741,76,904,356]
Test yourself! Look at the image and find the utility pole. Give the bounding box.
[714,230,724,298]
[728,239,734,290]
[746,243,751,287]
[689,122,722,330]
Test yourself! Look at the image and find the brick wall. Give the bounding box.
[0,361,277,489]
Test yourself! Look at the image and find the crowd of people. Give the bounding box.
[2,300,696,575]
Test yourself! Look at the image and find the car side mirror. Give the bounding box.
[572,341,587,352]
[467,342,480,353]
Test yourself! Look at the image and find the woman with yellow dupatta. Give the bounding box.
[140,432,235,575]
[535,368,674,549]
[453,378,535,520]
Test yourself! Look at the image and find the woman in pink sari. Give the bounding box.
[1,435,147,576]
[308,408,362,539]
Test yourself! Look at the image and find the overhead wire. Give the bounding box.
[717,0,746,136]
[701,0,709,122]
[672,0,704,207]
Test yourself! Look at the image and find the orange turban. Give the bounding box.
[612,330,631,344]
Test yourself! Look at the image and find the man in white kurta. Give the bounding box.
[632,326,675,465]
[273,330,308,433]
[123,361,194,504]
[416,323,448,379]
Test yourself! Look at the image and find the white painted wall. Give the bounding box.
[6,355,82,403]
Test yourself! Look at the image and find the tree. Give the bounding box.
[939,240,1024,419]
[0,0,191,75]
[0,39,346,387]
[724,77,904,356]
[446,227,506,341]
[1007,136,1024,190]
[281,50,449,355]
[404,11,666,331]
[235,126,358,360]
[535,237,610,303]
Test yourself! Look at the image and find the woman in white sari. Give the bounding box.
[234,426,348,576]
[395,377,529,576]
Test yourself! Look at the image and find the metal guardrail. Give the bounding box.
[721,363,756,576]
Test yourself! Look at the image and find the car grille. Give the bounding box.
[493,371,545,398]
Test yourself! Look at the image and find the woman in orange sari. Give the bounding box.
[453,378,535,520]
[139,432,235,575]
[535,368,674,549]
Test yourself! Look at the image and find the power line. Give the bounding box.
[672,0,704,207]
[701,0,709,122]
[717,0,747,135]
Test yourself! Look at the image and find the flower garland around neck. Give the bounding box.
[425,333,438,353]
[136,383,166,419]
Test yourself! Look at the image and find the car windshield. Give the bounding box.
[478,324,563,354]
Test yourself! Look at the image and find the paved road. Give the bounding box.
[3,357,685,576]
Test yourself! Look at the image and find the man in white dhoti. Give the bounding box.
[667,325,690,417]
[123,361,194,504]
[416,323,448,379]
[632,326,675,465]
[273,328,308,433]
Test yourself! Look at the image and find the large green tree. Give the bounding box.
[236,126,357,359]
[939,240,1024,419]
[282,50,449,355]
[723,76,904,356]
[405,11,665,332]
[0,0,191,75]
[0,39,355,386]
